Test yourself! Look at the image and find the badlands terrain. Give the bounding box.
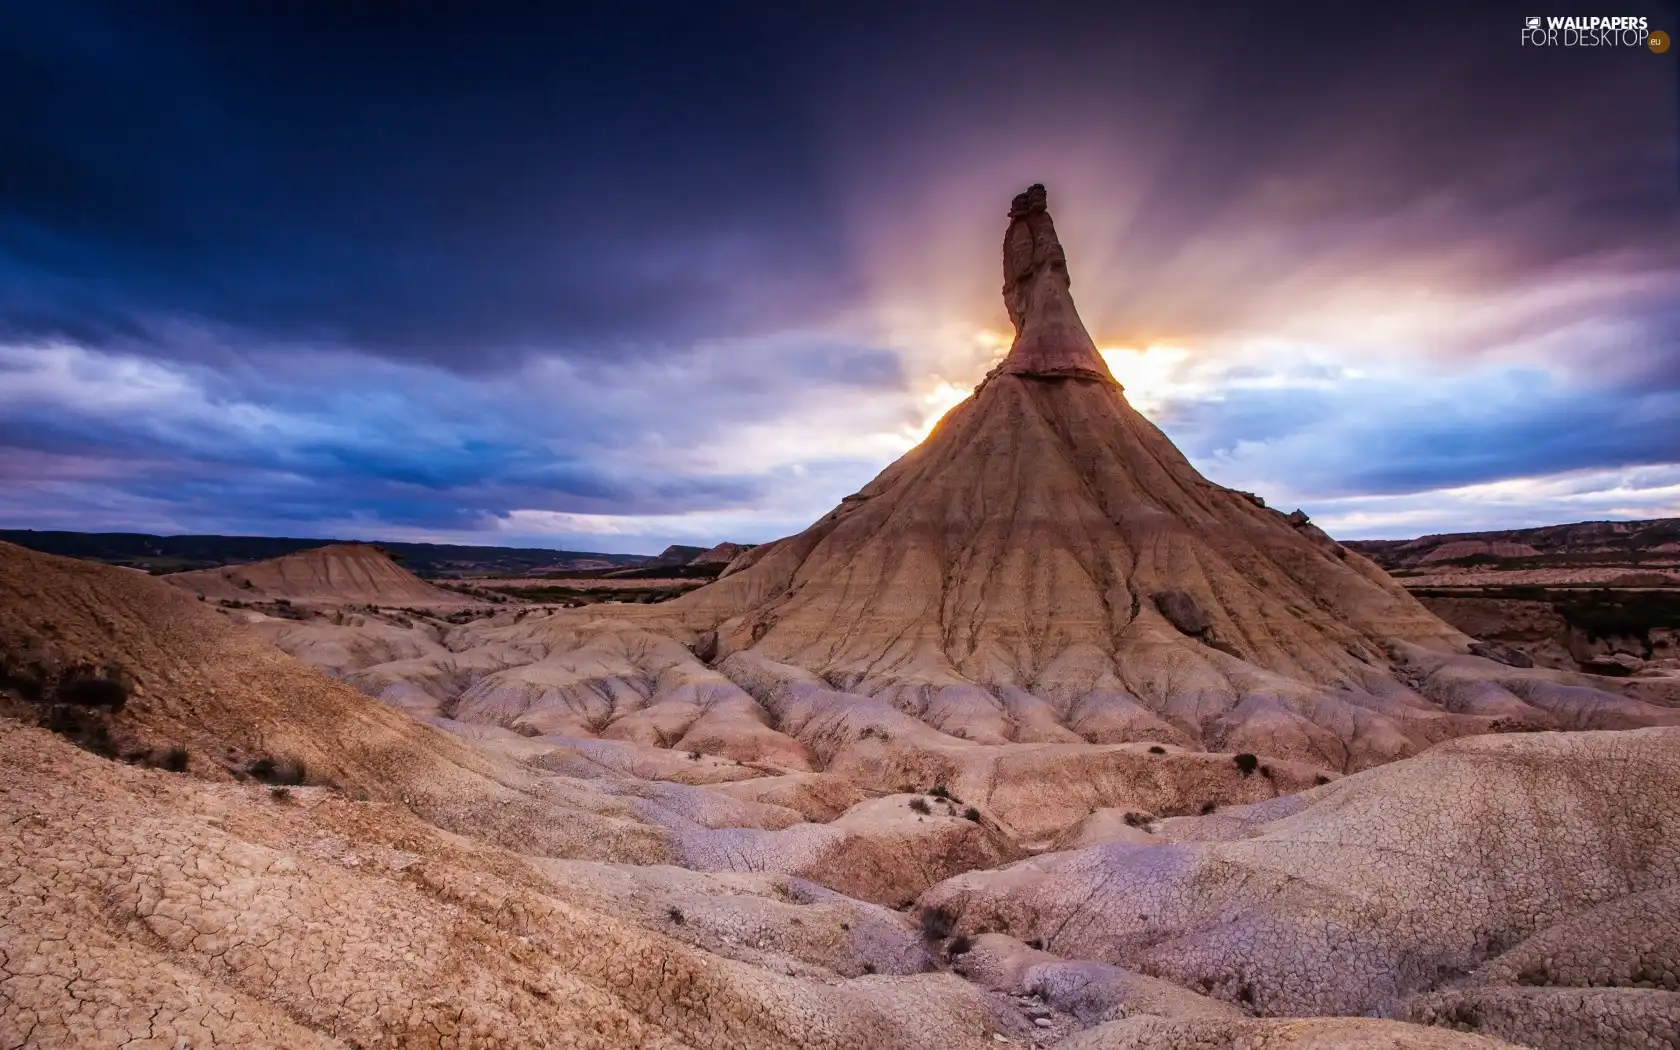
[1346,520,1680,679]
[4,187,1679,1050]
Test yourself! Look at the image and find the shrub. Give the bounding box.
[919,906,956,940]
[947,934,973,956]
[247,756,308,785]
[1233,753,1259,777]
[58,674,127,711]
[929,784,958,802]
[908,797,931,814]
[666,906,685,925]
[1199,801,1218,815]
[0,662,47,702]
[861,962,877,974]
[270,787,292,804]
[44,704,116,757]
[1314,774,1332,786]
[1147,745,1166,755]
[1122,811,1150,827]
[1026,938,1044,950]
[1259,764,1274,781]
[964,807,981,822]
[161,746,189,772]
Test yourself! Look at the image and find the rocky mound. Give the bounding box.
[166,541,468,606]
[628,187,1662,771]
[681,188,1459,692]
[0,541,676,861]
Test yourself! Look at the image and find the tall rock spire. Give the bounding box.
[998,184,1117,384]
[663,182,1490,774]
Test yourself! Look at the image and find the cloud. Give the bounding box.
[1306,464,1680,538]
[0,2,861,369]
[1,2,1675,549]
[0,336,916,551]
[1128,341,1680,536]
[1178,372,1675,501]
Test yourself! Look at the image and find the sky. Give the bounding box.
[2,1,1677,554]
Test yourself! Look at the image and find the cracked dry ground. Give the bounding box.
[3,543,1679,1048]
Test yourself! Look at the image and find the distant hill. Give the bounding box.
[650,543,710,566]
[1343,518,1679,676]
[0,529,649,578]
[166,543,469,605]
[1345,518,1680,574]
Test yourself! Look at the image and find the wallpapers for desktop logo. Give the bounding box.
[1521,14,1668,50]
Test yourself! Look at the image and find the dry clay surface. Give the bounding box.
[251,598,1679,847]
[920,727,1680,1049]
[0,543,1033,905]
[0,542,1036,1047]
[0,721,1035,1050]
[0,546,1529,1050]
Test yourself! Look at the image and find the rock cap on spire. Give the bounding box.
[999,184,1117,384]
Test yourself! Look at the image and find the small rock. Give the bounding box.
[1154,590,1210,636]
[1469,640,1535,669]
[1033,1018,1053,1028]
[1582,652,1645,677]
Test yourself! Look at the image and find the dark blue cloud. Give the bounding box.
[1161,361,1680,504]
[1,0,1677,548]
[0,1,860,367]
[0,336,907,547]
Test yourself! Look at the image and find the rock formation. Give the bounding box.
[997,183,1118,383]
[0,540,1557,1049]
[654,186,1649,771]
[167,542,467,606]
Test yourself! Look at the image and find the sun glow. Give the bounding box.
[894,328,1013,445]
[910,378,974,441]
[1097,343,1196,413]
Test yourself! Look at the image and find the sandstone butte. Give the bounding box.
[3,186,1678,1050]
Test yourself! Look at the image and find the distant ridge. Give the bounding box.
[1346,517,1680,572]
[0,529,650,578]
[167,543,467,605]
